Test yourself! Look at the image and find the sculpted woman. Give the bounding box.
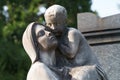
[22,22,62,80]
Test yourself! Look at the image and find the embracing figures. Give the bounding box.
[22,4,108,80]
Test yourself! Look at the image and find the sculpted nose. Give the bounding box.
[46,31,52,36]
[51,24,56,30]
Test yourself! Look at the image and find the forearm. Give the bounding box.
[57,29,81,59]
[48,66,71,80]
[58,43,75,58]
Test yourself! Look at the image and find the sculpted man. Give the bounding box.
[44,4,108,80]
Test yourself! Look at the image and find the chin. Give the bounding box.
[47,44,57,50]
[48,41,57,48]
[52,41,58,47]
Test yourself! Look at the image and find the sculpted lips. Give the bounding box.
[49,36,56,41]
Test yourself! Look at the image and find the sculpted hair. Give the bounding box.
[31,23,40,63]
[44,4,67,21]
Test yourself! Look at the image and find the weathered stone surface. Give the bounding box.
[77,12,120,45]
[77,12,120,33]
[77,12,100,32]
[102,14,120,29]
[85,33,120,45]
[91,43,120,80]
[77,13,120,80]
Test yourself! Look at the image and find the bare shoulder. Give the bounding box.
[68,28,81,36]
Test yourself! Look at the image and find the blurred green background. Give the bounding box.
[0,0,93,80]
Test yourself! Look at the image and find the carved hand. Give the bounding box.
[57,36,71,57]
[48,66,71,80]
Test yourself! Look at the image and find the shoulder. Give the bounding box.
[67,27,82,36]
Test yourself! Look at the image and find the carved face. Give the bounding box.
[35,26,57,50]
[44,5,67,36]
[45,15,66,36]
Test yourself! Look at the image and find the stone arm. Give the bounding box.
[58,28,81,58]
[49,66,71,80]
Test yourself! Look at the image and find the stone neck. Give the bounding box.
[39,50,56,66]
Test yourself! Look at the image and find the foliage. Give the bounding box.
[0,0,92,80]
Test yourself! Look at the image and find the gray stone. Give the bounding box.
[23,5,108,80]
[77,12,120,33]
[77,12,120,80]
[91,43,120,80]
[102,14,120,29]
[77,12,120,45]
[77,12,100,32]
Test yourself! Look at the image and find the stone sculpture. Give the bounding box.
[22,22,70,80]
[22,4,108,80]
[22,22,58,80]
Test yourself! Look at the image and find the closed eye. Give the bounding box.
[37,30,45,37]
[47,23,52,26]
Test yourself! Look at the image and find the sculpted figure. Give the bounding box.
[44,4,108,80]
[22,22,69,80]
